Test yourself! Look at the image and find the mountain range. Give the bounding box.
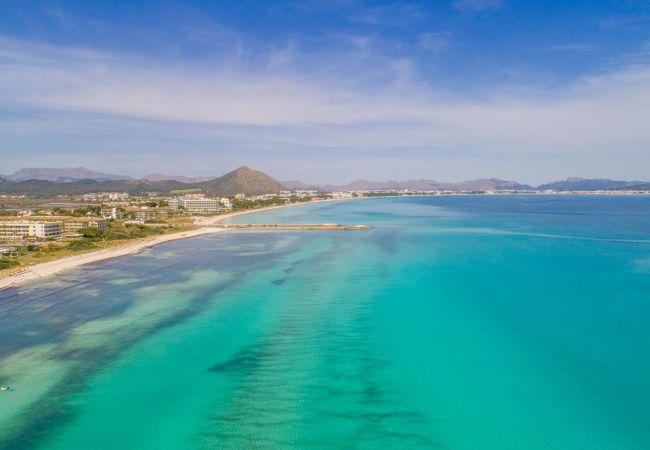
[280,177,648,192]
[0,167,648,197]
[282,178,534,192]
[4,167,132,182]
[0,166,284,197]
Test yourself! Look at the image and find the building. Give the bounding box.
[128,208,168,221]
[169,197,220,213]
[220,198,233,210]
[61,218,107,233]
[7,216,107,234]
[101,207,120,220]
[108,192,130,200]
[83,192,130,201]
[0,221,62,242]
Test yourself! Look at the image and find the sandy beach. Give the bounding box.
[0,202,307,290]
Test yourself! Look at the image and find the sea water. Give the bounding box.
[1,195,649,449]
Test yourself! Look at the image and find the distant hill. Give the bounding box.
[537,177,643,191]
[199,166,285,196]
[339,179,447,191]
[282,177,530,192]
[280,180,318,191]
[454,178,532,191]
[616,182,650,190]
[143,173,216,183]
[6,167,131,182]
[0,178,189,197]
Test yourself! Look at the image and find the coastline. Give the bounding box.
[0,202,316,291]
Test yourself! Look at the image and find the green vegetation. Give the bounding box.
[78,227,103,238]
[170,189,202,195]
[53,206,102,217]
[67,239,97,251]
[0,259,19,270]
[72,222,168,241]
[103,222,165,240]
[231,196,285,210]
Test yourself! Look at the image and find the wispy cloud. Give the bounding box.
[351,3,424,26]
[418,32,449,55]
[1,35,649,182]
[453,0,503,12]
[548,43,595,52]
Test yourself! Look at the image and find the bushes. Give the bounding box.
[78,227,104,238]
[103,222,163,240]
[0,259,19,270]
[67,240,97,251]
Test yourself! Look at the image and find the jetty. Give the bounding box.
[207,223,371,231]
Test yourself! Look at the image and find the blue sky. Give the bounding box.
[1,0,650,183]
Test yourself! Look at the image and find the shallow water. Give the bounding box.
[1,195,649,449]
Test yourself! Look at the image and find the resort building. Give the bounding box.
[220,198,233,210]
[128,208,169,221]
[0,220,62,242]
[170,197,220,213]
[1,216,107,236]
[60,218,107,233]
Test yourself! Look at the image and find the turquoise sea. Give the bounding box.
[1,195,649,449]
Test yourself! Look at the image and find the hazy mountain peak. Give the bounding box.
[198,166,285,196]
[143,173,215,183]
[8,167,131,182]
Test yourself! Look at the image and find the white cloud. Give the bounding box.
[1,36,650,183]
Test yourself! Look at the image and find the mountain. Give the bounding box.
[280,180,319,191]
[339,179,447,191]
[143,173,216,183]
[283,178,530,192]
[616,182,650,190]
[455,178,532,191]
[0,166,284,197]
[198,166,285,196]
[0,178,189,197]
[536,177,643,191]
[1,168,647,197]
[7,167,131,182]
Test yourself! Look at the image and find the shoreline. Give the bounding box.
[0,201,321,291]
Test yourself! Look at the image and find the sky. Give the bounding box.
[1,0,650,184]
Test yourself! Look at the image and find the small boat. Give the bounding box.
[1,386,13,392]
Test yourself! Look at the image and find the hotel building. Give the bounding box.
[0,221,62,242]
[169,197,220,213]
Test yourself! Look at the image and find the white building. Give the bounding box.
[83,192,130,201]
[169,197,220,213]
[220,198,233,210]
[0,221,62,242]
[108,192,130,200]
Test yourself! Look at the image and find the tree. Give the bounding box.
[77,227,103,238]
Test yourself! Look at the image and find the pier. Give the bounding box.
[207,223,371,231]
